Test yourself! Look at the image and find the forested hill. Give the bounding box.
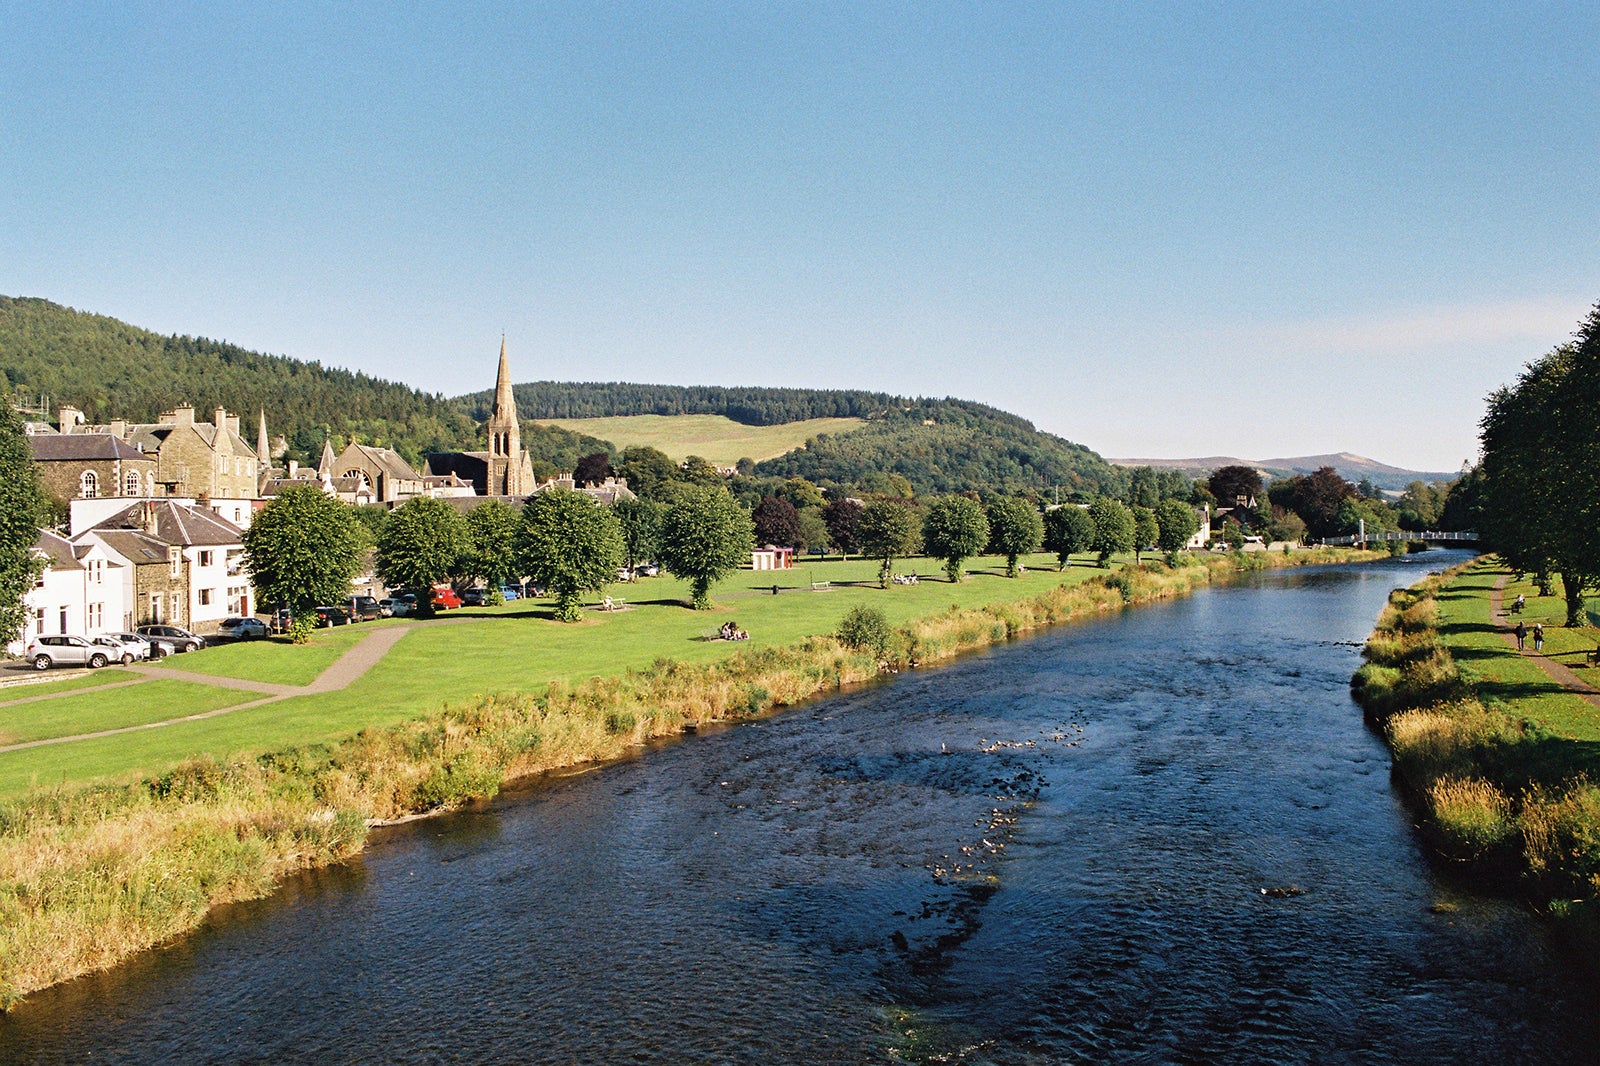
[0,296,608,470]
[461,381,1119,497]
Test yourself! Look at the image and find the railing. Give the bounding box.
[1317,531,1479,546]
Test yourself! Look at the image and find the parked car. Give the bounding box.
[91,634,145,665]
[430,586,462,610]
[217,617,271,640]
[461,587,490,607]
[108,631,167,658]
[379,595,414,618]
[499,585,521,601]
[25,635,110,670]
[637,564,659,577]
[313,605,351,627]
[136,624,206,653]
[349,595,384,622]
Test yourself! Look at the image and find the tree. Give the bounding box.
[679,455,724,486]
[516,487,625,621]
[1087,497,1135,567]
[573,452,612,485]
[859,499,922,587]
[614,446,680,500]
[796,508,830,554]
[752,496,803,550]
[614,497,665,570]
[1208,465,1262,508]
[985,497,1043,577]
[1154,498,1199,560]
[463,500,520,589]
[657,486,755,609]
[923,496,990,582]
[0,404,46,643]
[242,485,364,614]
[1132,507,1159,564]
[1043,505,1094,569]
[1127,466,1160,509]
[822,498,865,555]
[375,496,468,601]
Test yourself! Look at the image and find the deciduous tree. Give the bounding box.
[1132,507,1159,564]
[657,486,755,609]
[614,497,665,570]
[1087,497,1135,567]
[822,498,865,556]
[516,487,625,621]
[242,485,365,614]
[859,499,922,587]
[923,496,990,582]
[1154,498,1199,560]
[1043,505,1094,569]
[0,404,46,643]
[375,496,468,602]
[752,495,803,550]
[463,499,520,589]
[985,497,1043,577]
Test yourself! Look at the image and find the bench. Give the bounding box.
[601,596,625,612]
[811,579,831,591]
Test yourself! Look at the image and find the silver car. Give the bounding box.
[92,635,146,665]
[25,635,110,670]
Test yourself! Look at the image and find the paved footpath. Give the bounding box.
[1487,573,1600,710]
[0,622,420,754]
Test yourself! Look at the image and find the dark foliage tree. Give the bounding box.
[516,488,625,621]
[1126,466,1160,509]
[1043,505,1094,569]
[657,486,755,609]
[923,496,990,583]
[613,446,680,500]
[573,452,613,485]
[614,497,665,570]
[752,496,803,550]
[1087,497,1135,567]
[823,498,865,555]
[985,497,1043,577]
[1207,465,1262,508]
[242,485,365,614]
[0,404,46,642]
[859,499,922,587]
[463,500,521,589]
[1274,466,1355,540]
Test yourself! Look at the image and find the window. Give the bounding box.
[79,471,98,499]
[170,593,181,623]
[169,547,181,577]
[199,550,214,567]
[58,606,68,633]
[87,603,103,630]
[124,470,141,496]
[198,589,212,606]
[87,559,102,585]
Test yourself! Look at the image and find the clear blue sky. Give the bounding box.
[5,2,1597,473]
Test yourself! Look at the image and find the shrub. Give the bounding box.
[837,605,892,659]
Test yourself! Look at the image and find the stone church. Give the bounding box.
[423,338,535,497]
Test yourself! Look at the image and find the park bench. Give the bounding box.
[811,579,831,591]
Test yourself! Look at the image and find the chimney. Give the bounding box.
[287,459,299,479]
[143,501,160,537]
[215,407,229,432]
[164,404,195,426]
[226,414,240,437]
[57,405,83,433]
[108,419,128,438]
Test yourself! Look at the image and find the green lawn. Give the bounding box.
[0,678,254,750]
[0,669,143,701]
[534,413,866,466]
[0,552,1123,795]
[1436,560,1600,747]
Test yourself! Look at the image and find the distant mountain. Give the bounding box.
[1109,452,1461,492]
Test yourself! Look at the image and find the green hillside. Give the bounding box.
[0,296,609,471]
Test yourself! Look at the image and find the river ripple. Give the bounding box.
[3,551,1596,1064]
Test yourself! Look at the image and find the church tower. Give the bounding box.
[486,336,526,496]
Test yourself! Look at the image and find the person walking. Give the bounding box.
[1515,621,1527,650]
[1533,622,1545,652]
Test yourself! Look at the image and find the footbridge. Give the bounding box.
[1317,530,1479,547]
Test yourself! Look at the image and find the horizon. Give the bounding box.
[5,5,1597,471]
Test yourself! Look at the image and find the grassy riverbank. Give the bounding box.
[0,546,1368,1006]
[1353,557,1600,931]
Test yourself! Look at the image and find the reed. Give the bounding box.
[0,545,1371,1007]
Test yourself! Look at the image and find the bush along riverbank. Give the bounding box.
[1353,563,1600,945]
[0,546,1369,1007]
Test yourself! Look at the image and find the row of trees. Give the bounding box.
[242,484,758,621]
[1479,302,1600,625]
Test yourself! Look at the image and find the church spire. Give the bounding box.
[256,409,270,472]
[492,333,516,422]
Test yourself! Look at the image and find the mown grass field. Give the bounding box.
[534,413,865,466]
[0,551,1118,796]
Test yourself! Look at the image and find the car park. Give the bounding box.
[349,595,384,622]
[25,635,110,670]
[91,634,145,664]
[136,624,206,653]
[217,617,271,640]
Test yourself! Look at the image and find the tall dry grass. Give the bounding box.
[0,546,1369,1007]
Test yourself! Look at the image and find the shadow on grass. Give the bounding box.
[1475,677,1577,703]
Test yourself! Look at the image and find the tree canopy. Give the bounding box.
[986,497,1043,577]
[461,500,521,590]
[516,488,624,621]
[1088,497,1135,567]
[242,485,365,612]
[375,496,467,598]
[1154,499,1199,558]
[0,403,45,642]
[657,486,755,609]
[923,496,990,583]
[859,499,922,587]
[752,496,803,550]
[1043,505,1094,569]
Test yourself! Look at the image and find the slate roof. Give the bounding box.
[341,443,422,482]
[33,530,81,570]
[89,529,174,566]
[88,500,244,547]
[28,434,149,462]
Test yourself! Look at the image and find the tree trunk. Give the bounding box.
[1561,569,1587,627]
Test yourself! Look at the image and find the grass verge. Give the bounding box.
[0,546,1369,1007]
[1352,556,1600,937]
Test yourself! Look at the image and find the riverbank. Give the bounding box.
[1352,557,1600,941]
[0,547,1373,1007]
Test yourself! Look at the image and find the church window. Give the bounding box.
[80,471,98,498]
[124,470,141,496]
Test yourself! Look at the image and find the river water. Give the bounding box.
[4,550,1597,1064]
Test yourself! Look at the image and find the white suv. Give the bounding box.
[25,635,111,670]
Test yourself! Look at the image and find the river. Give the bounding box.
[3,550,1597,1064]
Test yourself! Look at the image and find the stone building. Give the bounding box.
[424,338,535,497]
[77,499,250,630]
[27,433,158,505]
[330,442,425,504]
[59,403,261,500]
